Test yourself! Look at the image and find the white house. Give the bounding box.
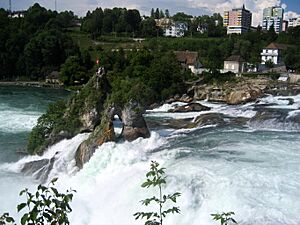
[164,22,188,37]
[288,18,300,28]
[223,55,246,74]
[261,42,288,65]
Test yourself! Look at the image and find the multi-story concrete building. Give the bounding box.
[288,18,300,28]
[164,22,188,37]
[262,6,284,33]
[223,5,252,34]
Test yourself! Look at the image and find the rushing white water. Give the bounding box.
[0,104,40,133]
[1,91,300,225]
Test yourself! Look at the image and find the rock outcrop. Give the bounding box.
[28,68,151,172]
[194,113,225,127]
[75,101,150,169]
[165,94,193,104]
[168,103,211,113]
[227,87,262,105]
[121,101,150,141]
[190,77,268,105]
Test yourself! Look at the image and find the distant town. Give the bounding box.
[1,2,300,85]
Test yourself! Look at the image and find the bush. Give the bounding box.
[0,178,75,225]
[134,161,181,225]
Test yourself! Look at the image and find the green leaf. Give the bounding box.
[21,213,29,225]
[51,177,59,184]
[17,203,27,212]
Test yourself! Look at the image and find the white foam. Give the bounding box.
[2,133,90,177]
[0,108,41,133]
[258,94,300,110]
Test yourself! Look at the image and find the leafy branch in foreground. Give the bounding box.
[0,178,75,225]
[134,161,181,225]
[0,213,15,225]
[211,212,237,225]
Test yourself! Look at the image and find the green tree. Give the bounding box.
[151,8,155,18]
[59,56,88,85]
[134,161,181,225]
[155,8,160,19]
[165,9,170,18]
[265,59,274,69]
[140,18,157,37]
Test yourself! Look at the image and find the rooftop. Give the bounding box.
[265,42,289,50]
[225,55,245,62]
[175,51,199,65]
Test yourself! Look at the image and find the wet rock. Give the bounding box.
[194,113,225,127]
[227,88,263,105]
[121,100,150,141]
[250,109,287,123]
[208,88,227,102]
[168,103,211,113]
[21,153,58,183]
[278,98,294,105]
[75,106,116,169]
[148,102,162,110]
[165,94,193,104]
[167,118,195,129]
[80,108,99,131]
[180,94,193,103]
[75,101,150,169]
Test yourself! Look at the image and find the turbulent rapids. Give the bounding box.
[1,86,300,225]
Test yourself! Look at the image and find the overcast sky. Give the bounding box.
[0,0,300,26]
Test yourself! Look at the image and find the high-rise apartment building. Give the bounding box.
[262,6,284,33]
[223,5,252,35]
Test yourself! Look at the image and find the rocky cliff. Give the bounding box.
[189,77,269,105]
[27,69,150,170]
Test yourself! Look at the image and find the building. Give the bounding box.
[9,11,25,18]
[164,22,188,37]
[262,6,284,33]
[223,5,252,34]
[282,20,289,32]
[261,42,288,65]
[155,18,173,29]
[45,71,61,84]
[288,18,300,28]
[174,51,204,74]
[223,55,246,73]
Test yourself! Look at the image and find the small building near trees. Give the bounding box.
[175,51,205,74]
[45,71,61,84]
[223,55,246,74]
[261,42,288,65]
[164,22,188,37]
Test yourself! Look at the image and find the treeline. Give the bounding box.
[81,8,144,38]
[0,3,93,81]
[98,49,192,105]
[81,7,225,38]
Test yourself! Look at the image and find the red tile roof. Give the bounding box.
[175,51,198,66]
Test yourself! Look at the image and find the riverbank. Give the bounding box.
[0,81,63,89]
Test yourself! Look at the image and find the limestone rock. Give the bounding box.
[75,101,151,169]
[227,88,262,105]
[121,100,150,141]
[168,103,211,113]
[194,113,225,127]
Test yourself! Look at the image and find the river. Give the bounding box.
[0,86,300,225]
